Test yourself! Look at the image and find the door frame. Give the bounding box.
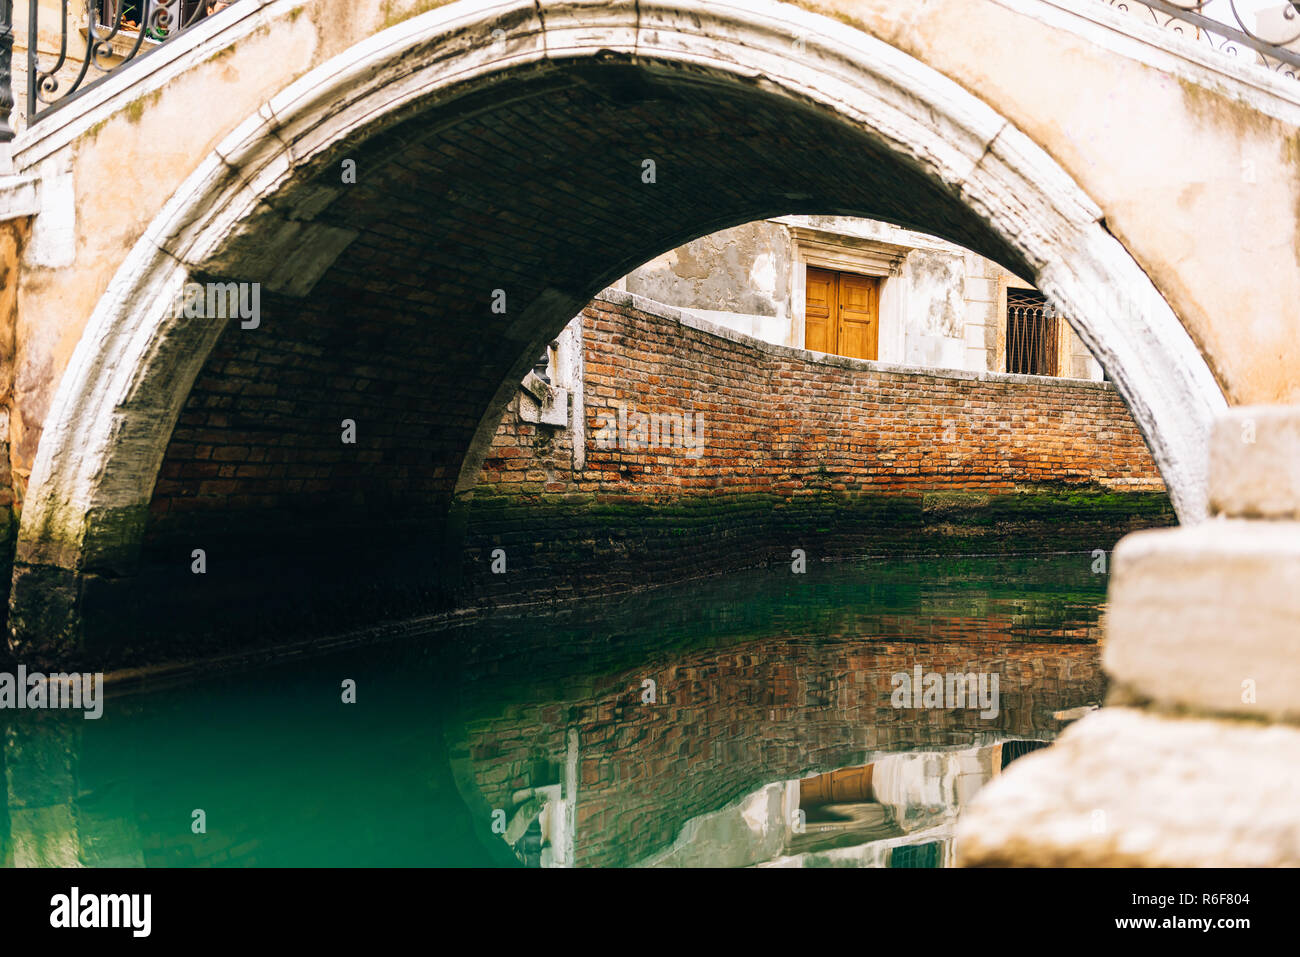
[790,227,911,355]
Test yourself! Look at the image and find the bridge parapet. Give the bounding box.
[3,1,1300,151]
[1101,0,1300,81]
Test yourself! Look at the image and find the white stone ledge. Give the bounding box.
[1104,519,1300,723]
[957,707,1300,866]
[0,174,41,221]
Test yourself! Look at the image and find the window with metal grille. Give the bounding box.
[1005,288,1059,377]
[97,0,147,28]
[95,1,211,33]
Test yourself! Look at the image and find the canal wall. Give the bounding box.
[458,292,1173,606]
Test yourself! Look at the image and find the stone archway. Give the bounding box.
[8,0,1225,662]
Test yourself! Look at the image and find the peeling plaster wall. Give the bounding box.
[623,220,798,345]
[622,216,1101,381]
[900,246,968,370]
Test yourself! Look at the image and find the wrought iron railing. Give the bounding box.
[0,1,1296,146]
[1104,1,1300,79]
[0,1,228,140]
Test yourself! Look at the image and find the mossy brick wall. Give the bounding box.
[460,295,1173,604]
[117,290,1170,664]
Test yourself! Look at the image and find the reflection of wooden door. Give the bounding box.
[804,267,880,360]
[799,764,875,809]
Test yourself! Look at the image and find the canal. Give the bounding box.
[0,553,1107,868]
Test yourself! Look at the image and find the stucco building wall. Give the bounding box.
[622,216,1104,381]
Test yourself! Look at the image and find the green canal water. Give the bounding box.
[0,553,1108,867]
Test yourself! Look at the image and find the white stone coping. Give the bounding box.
[1210,405,1300,518]
[594,288,1117,392]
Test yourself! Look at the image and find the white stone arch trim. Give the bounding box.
[16,0,1225,578]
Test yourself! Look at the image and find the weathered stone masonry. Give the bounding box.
[458,292,1172,606]
[0,219,30,633]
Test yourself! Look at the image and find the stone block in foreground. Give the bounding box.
[1103,519,1300,723]
[956,708,1300,867]
[1210,406,1300,519]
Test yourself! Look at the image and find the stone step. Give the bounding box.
[1104,518,1300,723]
[956,708,1300,867]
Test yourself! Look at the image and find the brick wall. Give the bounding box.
[460,292,1172,604]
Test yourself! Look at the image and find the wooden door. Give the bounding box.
[804,267,880,360]
[804,266,837,354]
[836,272,880,361]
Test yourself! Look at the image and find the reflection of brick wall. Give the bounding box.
[462,293,1172,603]
[454,632,1104,867]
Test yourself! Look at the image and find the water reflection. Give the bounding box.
[0,555,1106,867]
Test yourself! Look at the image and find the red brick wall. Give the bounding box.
[476,292,1165,500]
[120,289,1169,660]
[459,293,1171,603]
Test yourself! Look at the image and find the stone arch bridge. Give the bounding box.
[0,0,1297,664]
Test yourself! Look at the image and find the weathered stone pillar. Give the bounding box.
[957,406,1300,866]
[0,180,33,639]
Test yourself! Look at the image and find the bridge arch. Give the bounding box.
[8,0,1225,660]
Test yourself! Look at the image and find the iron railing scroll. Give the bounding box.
[1106,1,1300,79]
[26,0,224,125]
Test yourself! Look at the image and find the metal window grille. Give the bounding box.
[96,1,207,34]
[1005,288,1059,377]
